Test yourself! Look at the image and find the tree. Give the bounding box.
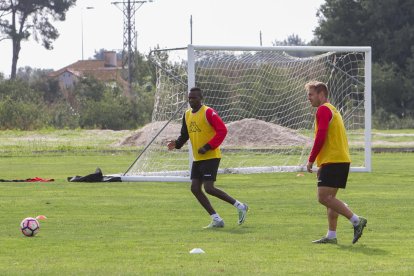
[372,63,408,117]
[272,34,307,46]
[314,0,414,125]
[272,34,310,57]
[0,0,76,79]
[314,0,414,69]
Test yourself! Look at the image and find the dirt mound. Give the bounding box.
[116,121,181,146]
[223,118,311,147]
[117,118,311,147]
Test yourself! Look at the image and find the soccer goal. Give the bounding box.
[121,45,372,182]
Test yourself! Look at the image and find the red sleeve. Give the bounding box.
[205,108,227,149]
[308,105,332,162]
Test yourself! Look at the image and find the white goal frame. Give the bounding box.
[120,45,372,182]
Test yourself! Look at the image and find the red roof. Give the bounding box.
[49,59,129,92]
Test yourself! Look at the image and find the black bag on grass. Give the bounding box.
[67,168,121,182]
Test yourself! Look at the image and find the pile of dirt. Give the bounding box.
[223,118,311,147]
[117,118,311,148]
[116,121,181,146]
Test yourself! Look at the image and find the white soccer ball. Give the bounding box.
[20,217,40,237]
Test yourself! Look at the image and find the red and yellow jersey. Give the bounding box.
[314,103,351,166]
[185,105,226,161]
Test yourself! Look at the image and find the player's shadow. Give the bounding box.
[336,244,389,256]
[196,225,254,235]
[223,226,254,234]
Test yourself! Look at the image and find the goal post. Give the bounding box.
[121,45,372,182]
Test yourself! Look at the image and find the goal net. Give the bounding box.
[121,45,371,182]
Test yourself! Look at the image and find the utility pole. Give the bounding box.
[81,6,94,60]
[259,30,263,46]
[111,0,153,97]
[190,15,193,44]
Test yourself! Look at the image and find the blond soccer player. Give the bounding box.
[305,80,367,244]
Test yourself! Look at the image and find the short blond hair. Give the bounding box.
[305,81,329,97]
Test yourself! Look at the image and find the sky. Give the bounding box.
[0,0,325,77]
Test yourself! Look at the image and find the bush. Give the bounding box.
[0,97,47,130]
[75,79,154,130]
[0,76,155,130]
[48,102,80,129]
[373,108,414,129]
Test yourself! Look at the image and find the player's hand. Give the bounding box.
[167,140,176,150]
[198,146,208,154]
[306,161,314,173]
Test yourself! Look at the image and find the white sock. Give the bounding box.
[326,230,337,239]
[233,200,245,210]
[211,213,222,221]
[349,214,360,226]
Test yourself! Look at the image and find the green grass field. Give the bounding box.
[0,152,413,275]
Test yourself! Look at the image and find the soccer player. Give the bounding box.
[305,81,367,244]
[167,87,248,228]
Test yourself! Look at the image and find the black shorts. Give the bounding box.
[318,163,350,189]
[191,158,220,181]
